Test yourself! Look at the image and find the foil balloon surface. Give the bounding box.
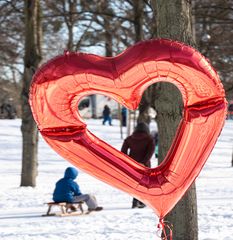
[29,39,227,218]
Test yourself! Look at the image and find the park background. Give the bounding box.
[0,1,233,239]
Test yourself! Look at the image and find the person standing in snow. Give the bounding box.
[121,122,155,208]
[102,105,112,125]
[121,107,127,127]
[53,167,103,212]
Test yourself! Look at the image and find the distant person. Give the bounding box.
[53,167,103,212]
[121,107,127,127]
[0,102,17,119]
[121,122,155,208]
[102,105,112,125]
[228,103,233,120]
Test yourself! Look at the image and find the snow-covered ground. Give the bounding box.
[0,118,232,240]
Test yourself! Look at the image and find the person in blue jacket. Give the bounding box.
[53,167,103,211]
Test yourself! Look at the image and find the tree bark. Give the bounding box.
[20,0,42,187]
[63,0,77,51]
[133,0,144,42]
[104,21,112,56]
[151,0,198,239]
[131,0,151,124]
[152,0,195,45]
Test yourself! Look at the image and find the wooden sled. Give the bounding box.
[43,201,86,217]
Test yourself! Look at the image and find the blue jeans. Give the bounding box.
[103,116,112,125]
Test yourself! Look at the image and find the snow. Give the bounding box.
[0,118,233,240]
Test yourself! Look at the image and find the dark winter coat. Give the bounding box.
[103,105,111,117]
[53,167,82,203]
[121,127,155,167]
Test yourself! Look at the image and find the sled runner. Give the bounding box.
[43,201,87,217]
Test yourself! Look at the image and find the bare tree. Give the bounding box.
[194,0,233,101]
[1,0,231,189]
[44,0,78,51]
[20,0,42,187]
[131,0,152,124]
[0,1,24,116]
[150,0,198,239]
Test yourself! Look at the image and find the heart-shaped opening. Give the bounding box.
[77,81,183,170]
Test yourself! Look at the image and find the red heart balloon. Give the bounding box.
[30,39,227,218]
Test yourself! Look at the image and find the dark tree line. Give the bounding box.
[194,0,233,100]
[1,1,232,104]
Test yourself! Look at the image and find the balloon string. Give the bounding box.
[157,218,173,240]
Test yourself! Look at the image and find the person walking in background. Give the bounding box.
[121,107,127,127]
[102,104,112,125]
[53,167,103,212]
[121,122,155,208]
[227,102,233,120]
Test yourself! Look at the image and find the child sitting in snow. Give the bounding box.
[53,167,103,212]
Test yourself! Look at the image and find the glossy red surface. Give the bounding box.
[29,39,227,218]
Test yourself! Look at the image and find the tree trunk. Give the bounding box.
[67,25,74,51]
[132,0,150,124]
[65,0,77,51]
[90,95,97,119]
[20,0,42,187]
[133,0,143,42]
[103,4,113,57]
[151,0,198,239]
